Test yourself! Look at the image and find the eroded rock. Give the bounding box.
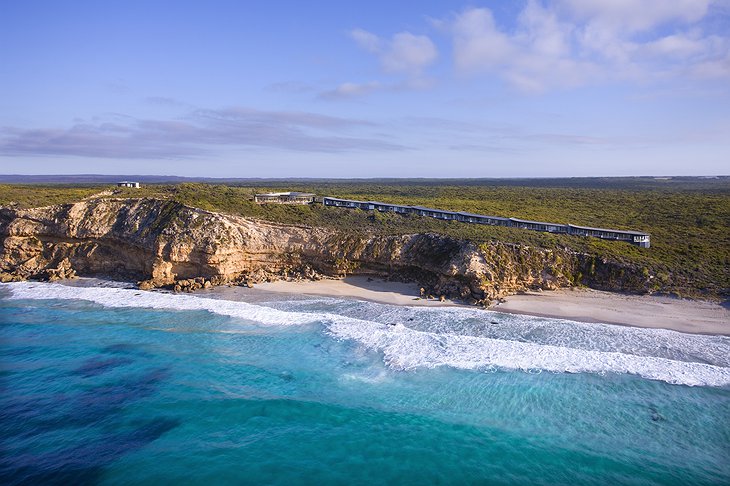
[0,198,654,302]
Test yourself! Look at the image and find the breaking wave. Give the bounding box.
[4,281,730,387]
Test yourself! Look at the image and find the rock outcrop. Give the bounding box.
[0,198,654,304]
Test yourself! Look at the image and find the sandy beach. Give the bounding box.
[254,277,730,336]
[495,288,729,336]
[255,276,459,307]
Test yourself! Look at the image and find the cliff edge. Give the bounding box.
[0,198,653,304]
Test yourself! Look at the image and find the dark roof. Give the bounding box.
[321,197,649,237]
[510,217,564,226]
[458,212,509,220]
[411,206,448,213]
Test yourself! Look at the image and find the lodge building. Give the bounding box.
[322,197,650,248]
[117,181,140,188]
[254,192,315,204]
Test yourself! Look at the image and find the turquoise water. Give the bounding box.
[1,282,729,485]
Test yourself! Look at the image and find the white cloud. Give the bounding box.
[319,81,383,100]
[319,79,434,100]
[0,108,406,158]
[445,0,730,92]
[350,28,437,73]
[690,48,730,78]
[641,31,707,58]
[326,28,438,100]
[382,32,438,72]
[342,2,728,95]
[556,0,712,32]
[517,1,572,58]
[452,8,514,70]
[451,4,598,92]
[350,28,381,53]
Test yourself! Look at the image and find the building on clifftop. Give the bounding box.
[117,181,140,188]
[254,192,315,204]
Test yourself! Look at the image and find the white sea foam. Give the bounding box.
[325,318,730,387]
[4,281,730,387]
[277,297,730,367]
[4,281,319,326]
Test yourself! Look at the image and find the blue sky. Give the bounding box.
[1,0,728,177]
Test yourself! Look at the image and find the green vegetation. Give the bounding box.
[0,184,105,208]
[1,178,728,297]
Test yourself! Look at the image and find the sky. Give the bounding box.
[1,0,729,178]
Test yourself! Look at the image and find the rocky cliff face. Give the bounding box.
[0,198,653,303]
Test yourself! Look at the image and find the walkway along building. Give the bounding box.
[322,197,650,248]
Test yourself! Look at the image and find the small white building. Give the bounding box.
[117,181,140,188]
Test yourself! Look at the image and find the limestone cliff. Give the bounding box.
[0,198,653,303]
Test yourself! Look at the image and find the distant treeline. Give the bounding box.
[1,174,728,192]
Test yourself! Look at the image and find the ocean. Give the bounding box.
[1,281,728,485]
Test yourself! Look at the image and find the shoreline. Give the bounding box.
[252,277,730,336]
[253,276,462,307]
[492,289,729,336]
[7,276,729,336]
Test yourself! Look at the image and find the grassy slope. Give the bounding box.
[1,179,728,297]
[0,184,105,208]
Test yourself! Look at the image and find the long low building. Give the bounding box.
[322,197,650,247]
